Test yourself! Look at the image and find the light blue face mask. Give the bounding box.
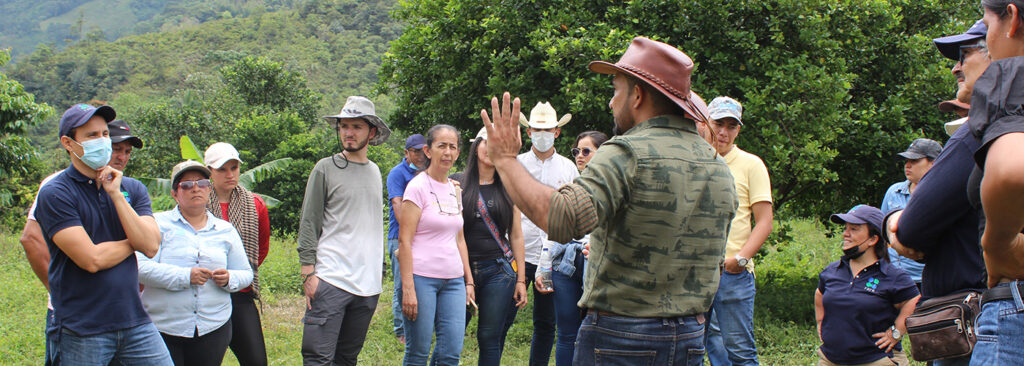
[71,137,112,170]
[409,162,419,170]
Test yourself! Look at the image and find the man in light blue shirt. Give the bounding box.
[881,138,941,285]
[138,160,253,365]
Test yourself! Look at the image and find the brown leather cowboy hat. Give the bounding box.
[588,37,710,123]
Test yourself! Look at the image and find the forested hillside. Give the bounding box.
[0,0,301,59]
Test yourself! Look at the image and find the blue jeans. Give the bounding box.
[574,312,706,365]
[552,254,585,366]
[705,269,758,366]
[52,322,173,365]
[388,238,404,338]
[403,275,466,366]
[971,280,1024,365]
[45,308,55,366]
[467,259,516,365]
[504,261,555,366]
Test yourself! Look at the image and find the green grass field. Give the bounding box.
[0,219,924,365]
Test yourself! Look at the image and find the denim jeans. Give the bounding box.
[504,261,556,366]
[45,308,55,366]
[551,254,585,366]
[388,238,404,338]
[705,269,759,366]
[404,275,466,366]
[466,258,516,365]
[574,312,706,365]
[53,322,173,365]
[970,280,1024,365]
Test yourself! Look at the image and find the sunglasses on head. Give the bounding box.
[175,179,211,190]
[571,147,594,158]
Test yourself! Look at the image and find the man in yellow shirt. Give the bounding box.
[703,96,773,366]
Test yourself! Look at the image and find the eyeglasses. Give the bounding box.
[175,179,211,190]
[571,147,594,158]
[959,41,988,64]
[430,191,462,216]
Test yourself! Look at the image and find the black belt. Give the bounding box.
[981,282,1024,306]
[586,309,706,324]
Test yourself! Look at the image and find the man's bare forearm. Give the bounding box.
[19,220,50,289]
[111,193,160,257]
[493,157,555,233]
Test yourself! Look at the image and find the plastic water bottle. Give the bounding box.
[537,248,553,291]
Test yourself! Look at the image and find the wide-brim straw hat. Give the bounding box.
[518,101,572,129]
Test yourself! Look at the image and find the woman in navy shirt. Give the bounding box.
[814,205,920,366]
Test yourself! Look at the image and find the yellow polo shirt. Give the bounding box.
[723,146,772,272]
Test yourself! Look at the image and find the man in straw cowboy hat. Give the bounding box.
[297,96,391,365]
[481,37,737,365]
[504,101,579,365]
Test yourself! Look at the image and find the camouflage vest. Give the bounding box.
[580,115,737,317]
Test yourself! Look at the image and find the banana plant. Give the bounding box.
[141,136,290,210]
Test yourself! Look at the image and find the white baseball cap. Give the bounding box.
[204,142,243,169]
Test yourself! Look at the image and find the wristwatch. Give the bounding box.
[890,325,902,340]
[734,254,750,268]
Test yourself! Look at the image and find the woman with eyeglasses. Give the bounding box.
[545,130,609,366]
[571,131,608,172]
[453,128,528,365]
[965,1,1024,363]
[398,124,474,366]
[138,160,253,366]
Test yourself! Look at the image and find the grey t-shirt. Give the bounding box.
[297,155,384,296]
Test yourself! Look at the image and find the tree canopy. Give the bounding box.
[378,0,981,217]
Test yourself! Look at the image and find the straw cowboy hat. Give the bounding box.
[518,102,572,129]
[322,96,392,146]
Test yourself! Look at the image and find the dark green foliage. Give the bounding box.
[379,0,981,218]
[0,50,54,228]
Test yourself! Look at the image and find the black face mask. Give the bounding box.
[841,238,871,261]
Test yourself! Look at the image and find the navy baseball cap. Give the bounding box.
[405,134,426,150]
[934,19,987,61]
[58,104,116,140]
[108,120,143,148]
[830,204,885,239]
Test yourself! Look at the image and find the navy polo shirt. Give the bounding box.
[817,258,919,364]
[35,166,154,336]
[386,158,418,239]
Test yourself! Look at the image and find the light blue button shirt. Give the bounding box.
[138,206,253,338]
[881,180,924,283]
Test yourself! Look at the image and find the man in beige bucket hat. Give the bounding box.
[480,36,737,365]
[298,96,390,365]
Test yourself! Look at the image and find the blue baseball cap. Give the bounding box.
[830,204,885,240]
[405,134,426,150]
[934,19,987,61]
[58,104,116,140]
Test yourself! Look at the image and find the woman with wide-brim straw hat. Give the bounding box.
[203,142,271,366]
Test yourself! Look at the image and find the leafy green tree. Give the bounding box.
[0,49,54,228]
[378,0,980,218]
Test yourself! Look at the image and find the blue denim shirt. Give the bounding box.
[880,180,924,283]
[138,207,253,337]
[551,236,586,277]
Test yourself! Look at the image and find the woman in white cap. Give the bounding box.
[455,127,528,365]
[204,142,270,366]
[398,124,474,366]
[138,160,253,366]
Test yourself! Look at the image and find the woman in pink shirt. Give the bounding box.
[398,124,474,366]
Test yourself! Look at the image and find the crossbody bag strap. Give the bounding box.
[477,191,516,271]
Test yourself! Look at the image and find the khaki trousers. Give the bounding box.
[816,348,910,366]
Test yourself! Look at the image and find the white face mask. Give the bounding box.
[531,131,555,152]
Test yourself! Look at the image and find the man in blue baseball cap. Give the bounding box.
[885,22,990,366]
[33,104,171,364]
[383,133,428,344]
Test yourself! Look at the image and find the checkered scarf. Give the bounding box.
[208,185,261,299]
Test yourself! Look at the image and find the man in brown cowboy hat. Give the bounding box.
[297,96,391,365]
[481,37,737,365]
